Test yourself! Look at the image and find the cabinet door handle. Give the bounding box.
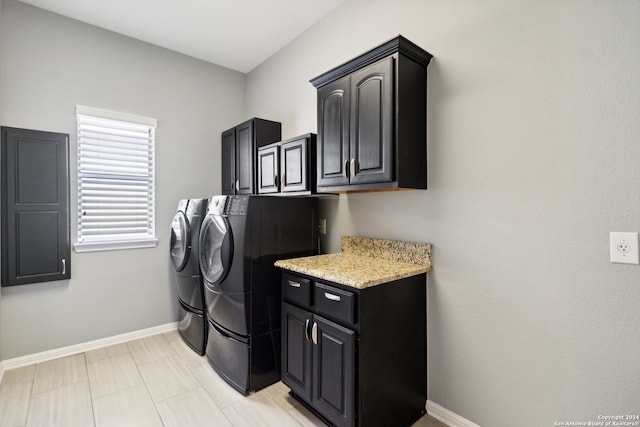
[350,159,356,178]
[235,180,239,191]
[275,175,279,188]
[61,258,66,275]
[344,160,350,178]
[324,292,341,302]
[311,321,318,344]
[288,280,301,288]
[305,318,310,341]
[282,174,286,186]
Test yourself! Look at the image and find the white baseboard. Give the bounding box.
[0,322,178,381]
[427,400,481,427]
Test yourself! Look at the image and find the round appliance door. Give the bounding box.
[170,211,190,272]
[199,214,233,284]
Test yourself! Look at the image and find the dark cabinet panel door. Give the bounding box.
[235,121,254,195]
[257,145,280,194]
[312,315,356,427]
[220,119,281,196]
[350,56,394,185]
[281,302,313,402]
[1,127,70,286]
[221,128,236,195]
[281,137,307,193]
[317,76,350,188]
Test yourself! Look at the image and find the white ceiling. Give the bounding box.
[17,0,347,73]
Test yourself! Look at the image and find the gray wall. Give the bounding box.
[246,0,640,426]
[0,0,245,359]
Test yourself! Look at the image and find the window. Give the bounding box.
[74,105,157,252]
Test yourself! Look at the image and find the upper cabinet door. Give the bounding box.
[1,127,70,286]
[257,144,280,194]
[221,128,236,195]
[317,76,350,188]
[281,137,307,193]
[349,56,394,185]
[235,120,255,195]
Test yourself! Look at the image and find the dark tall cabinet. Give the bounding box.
[311,35,433,193]
[221,118,281,195]
[1,127,71,286]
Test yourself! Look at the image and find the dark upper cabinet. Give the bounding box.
[349,57,394,185]
[257,144,280,194]
[1,126,71,286]
[221,128,236,195]
[257,133,317,195]
[221,118,281,195]
[317,78,350,188]
[311,35,433,193]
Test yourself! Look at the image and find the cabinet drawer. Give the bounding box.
[313,283,355,324]
[282,273,311,307]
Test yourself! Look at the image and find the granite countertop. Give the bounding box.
[274,236,432,289]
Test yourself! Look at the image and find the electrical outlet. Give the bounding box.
[319,219,327,235]
[610,232,639,264]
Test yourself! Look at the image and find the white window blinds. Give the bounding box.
[75,105,158,252]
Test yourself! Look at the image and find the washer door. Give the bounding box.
[170,211,190,272]
[199,214,233,284]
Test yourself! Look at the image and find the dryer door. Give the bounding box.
[199,214,233,285]
[170,211,190,272]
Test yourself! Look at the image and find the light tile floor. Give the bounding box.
[0,331,447,427]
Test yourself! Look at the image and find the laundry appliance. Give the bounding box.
[199,195,318,394]
[170,198,208,355]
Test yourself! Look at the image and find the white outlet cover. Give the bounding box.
[610,232,640,264]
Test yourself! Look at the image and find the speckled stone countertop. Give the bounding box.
[274,236,432,289]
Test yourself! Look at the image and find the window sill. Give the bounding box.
[74,239,158,253]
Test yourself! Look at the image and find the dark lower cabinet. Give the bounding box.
[312,314,356,427]
[1,126,70,286]
[282,302,355,427]
[282,302,313,401]
[281,271,427,427]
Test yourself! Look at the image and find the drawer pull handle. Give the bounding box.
[312,322,318,344]
[324,292,341,302]
[288,280,301,288]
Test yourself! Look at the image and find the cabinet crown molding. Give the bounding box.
[310,35,433,88]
